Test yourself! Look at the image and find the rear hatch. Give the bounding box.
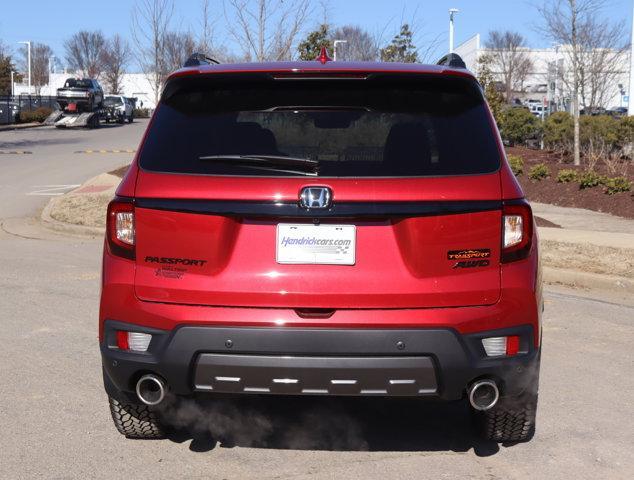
[133,72,503,309]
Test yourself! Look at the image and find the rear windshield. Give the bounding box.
[64,79,92,89]
[104,96,123,106]
[140,75,500,177]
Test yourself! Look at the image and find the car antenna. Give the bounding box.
[183,52,221,67]
[436,53,466,69]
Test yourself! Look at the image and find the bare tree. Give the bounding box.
[64,31,107,78]
[330,25,378,61]
[101,35,130,94]
[164,31,197,72]
[224,0,312,61]
[485,31,533,103]
[538,0,625,166]
[131,0,174,104]
[197,0,216,55]
[19,42,53,92]
[576,18,627,110]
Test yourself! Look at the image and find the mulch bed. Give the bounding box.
[507,146,634,219]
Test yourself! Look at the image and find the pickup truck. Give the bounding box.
[57,78,104,112]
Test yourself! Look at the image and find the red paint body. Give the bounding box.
[100,61,541,347]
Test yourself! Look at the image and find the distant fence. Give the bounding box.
[0,95,59,125]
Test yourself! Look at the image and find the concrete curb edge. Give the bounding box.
[40,196,105,237]
[543,266,634,294]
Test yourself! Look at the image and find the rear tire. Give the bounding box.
[474,392,538,442]
[108,396,165,439]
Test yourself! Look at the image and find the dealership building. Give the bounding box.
[455,33,630,112]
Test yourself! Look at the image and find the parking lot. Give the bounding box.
[1,125,633,479]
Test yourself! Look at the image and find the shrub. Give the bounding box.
[498,107,542,146]
[543,111,573,153]
[133,108,151,118]
[602,176,632,195]
[557,169,578,183]
[577,170,605,189]
[18,107,52,123]
[508,155,523,176]
[528,163,550,181]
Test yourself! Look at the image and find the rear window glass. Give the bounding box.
[104,96,123,106]
[140,75,500,177]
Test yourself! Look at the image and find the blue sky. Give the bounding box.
[1,0,632,71]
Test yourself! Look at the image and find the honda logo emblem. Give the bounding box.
[299,187,332,209]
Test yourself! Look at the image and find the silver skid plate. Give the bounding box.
[194,354,437,396]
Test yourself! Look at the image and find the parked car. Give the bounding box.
[56,78,104,112]
[103,95,134,123]
[101,55,542,443]
[607,107,627,118]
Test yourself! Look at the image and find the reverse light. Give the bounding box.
[106,198,135,260]
[482,336,521,356]
[501,200,533,263]
[116,331,152,352]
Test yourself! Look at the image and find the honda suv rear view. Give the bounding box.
[100,52,542,443]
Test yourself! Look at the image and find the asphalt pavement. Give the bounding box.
[0,124,633,479]
[0,121,145,220]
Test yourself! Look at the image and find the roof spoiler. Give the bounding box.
[436,53,466,69]
[183,52,220,67]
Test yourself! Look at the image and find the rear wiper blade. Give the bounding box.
[198,154,319,175]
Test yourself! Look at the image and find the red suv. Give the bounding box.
[101,52,541,443]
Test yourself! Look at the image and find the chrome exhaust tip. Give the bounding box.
[136,374,166,406]
[468,379,500,411]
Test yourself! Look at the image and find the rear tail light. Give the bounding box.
[482,335,521,356]
[106,198,135,260]
[501,200,533,263]
[116,331,152,352]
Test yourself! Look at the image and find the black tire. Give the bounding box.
[108,396,165,439]
[474,392,538,442]
[128,114,133,123]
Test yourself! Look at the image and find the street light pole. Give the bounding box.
[627,2,634,116]
[449,8,459,53]
[333,40,347,61]
[10,71,15,96]
[18,41,31,94]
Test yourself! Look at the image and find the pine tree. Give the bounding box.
[380,24,418,63]
[297,24,333,61]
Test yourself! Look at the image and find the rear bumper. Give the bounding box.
[101,320,539,402]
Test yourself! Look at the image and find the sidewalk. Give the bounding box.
[0,122,45,132]
[39,177,634,293]
[532,203,634,293]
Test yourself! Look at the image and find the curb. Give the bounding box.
[40,196,105,237]
[0,122,46,132]
[543,266,634,294]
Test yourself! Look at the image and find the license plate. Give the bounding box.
[276,224,356,265]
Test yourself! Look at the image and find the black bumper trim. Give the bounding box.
[101,321,539,401]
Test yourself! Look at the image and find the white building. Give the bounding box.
[455,34,630,112]
[13,73,158,109]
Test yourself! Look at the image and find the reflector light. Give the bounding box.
[116,331,129,350]
[506,335,520,356]
[482,336,521,356]
[503,215,523,248]
[482,337,506,356]
[116,331,152,352]
[128,332,152,352]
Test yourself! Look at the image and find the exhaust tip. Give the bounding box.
[468,379,499,411]
[136,374,166,406]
